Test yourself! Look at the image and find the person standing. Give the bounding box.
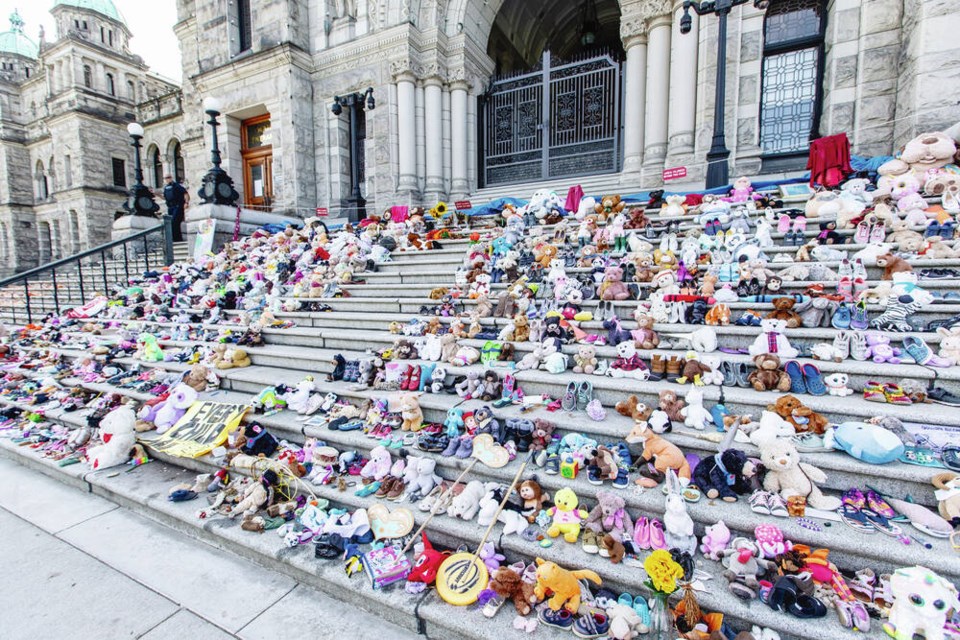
[162,174,189,242]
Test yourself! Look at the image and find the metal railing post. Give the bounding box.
[23,279,30,324]
[51,268,59,316]
[162,213,174,265]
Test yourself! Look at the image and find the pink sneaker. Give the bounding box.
[649,519,667,550]
[792,215,807,232]
[778,214,791,233]
[854,221,870,244]
[633,516,650,550]
[869,222,887,244]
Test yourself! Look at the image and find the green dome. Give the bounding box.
[54,0,126,25]
[0,11,38,59]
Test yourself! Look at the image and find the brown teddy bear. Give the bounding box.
[634,253,656,282]
[632,312,660,349]
[534,243,558,268]
[615,395,653,422]
[513,314,530,342]
[768,395,829,435]
[489,567,536,615]
[658,389,686,422]
[594,194,626,223]
[747,354,792,392]
[876,253,913,280]
[765,297,803,328]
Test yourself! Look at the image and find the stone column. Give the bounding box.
[667,3,698,157]
[415,82,426,195]
[450,80,469,199]
[395,71,418,194]
[642,14,673,181]
[619,20,648,187]
[423,76,444,202]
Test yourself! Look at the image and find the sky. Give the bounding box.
[2,0,183,82]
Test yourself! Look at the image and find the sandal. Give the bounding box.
[840,504,875,533]
[860,508,902,537]
[784,360,806,394]
[802,363,827,396]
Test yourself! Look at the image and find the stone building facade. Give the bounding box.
[1,0,959,272]
[0,2,181,274]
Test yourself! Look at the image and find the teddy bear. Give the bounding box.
[748,318,798,359]
[585,490,634,542]
[759,438,842,511]
[676,351,711,386]
[87,405,138,470]
[747,354,792,392]
[489,567,536,616]
[595,194,626,223]
[823,372,853,396]
[768,395,829,435]
[631,312,660,349]
[599,266,631,301]
[616,395,653,423]
[518,478,550,522]
[765,297,802,328]
[608,341,649,380]
[679,387,713,430]
[693,449,756,502]
[572,345,598,375]
[512,313,530,342]
[658,389,685,423]
[399,394,424,431]
[447,480,486,520]
[876,253,913,280]
[182,363,215,393]
[699,521,732,561]
[920,236,960,259]
[529,419,556,452]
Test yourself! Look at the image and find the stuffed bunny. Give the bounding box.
[662,469,697,555]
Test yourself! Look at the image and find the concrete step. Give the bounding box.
[0,397,927,640]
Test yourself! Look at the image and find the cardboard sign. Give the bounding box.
[145,401,247,458]
[315,207,328,217]
[454,200,472,211]
[662,166,687,181]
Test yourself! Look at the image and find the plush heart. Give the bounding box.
[471,433,510,468]
[367,503,414,540]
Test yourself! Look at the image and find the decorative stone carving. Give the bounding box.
[620,16,648,48]
[332,0,358,20]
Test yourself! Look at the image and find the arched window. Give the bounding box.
[759,0,826,156]
[106,73,115,96]
[149,145,163,187]
[172,141,184,182]
[83,65,92,88]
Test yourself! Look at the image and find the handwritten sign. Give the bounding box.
[454,200,472,211]
[145,401,247,458]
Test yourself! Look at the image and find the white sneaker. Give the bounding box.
[832,332,850,360]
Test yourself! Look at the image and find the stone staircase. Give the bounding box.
[1,214,959,640]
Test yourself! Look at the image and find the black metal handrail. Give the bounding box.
[0,215,175,324]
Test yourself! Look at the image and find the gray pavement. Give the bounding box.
[0,458,421,640]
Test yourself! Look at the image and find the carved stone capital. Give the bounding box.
[620,16,648,48]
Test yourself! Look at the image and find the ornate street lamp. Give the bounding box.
[123,122,159,216]
[681,0,769,189]
[197,96,239,206]
[331,88,375,222]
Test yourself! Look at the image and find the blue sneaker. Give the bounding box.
[612,468,629,489]
[572,612,609,638]
[784,360,807,394]
[544,454,560,475]
[831,302,851,329]
[587,465,604,485]
[538,607,574,630]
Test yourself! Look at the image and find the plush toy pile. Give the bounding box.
[1,130,960,640]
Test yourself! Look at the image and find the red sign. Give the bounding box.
[314,207,328,217]
[454,200,472,211]
[662,166,687,181]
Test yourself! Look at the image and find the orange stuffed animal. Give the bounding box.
[533,558,602,613]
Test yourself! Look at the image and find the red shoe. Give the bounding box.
[399,364,413,390]
[408,365,422,391]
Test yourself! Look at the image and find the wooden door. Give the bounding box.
[241,115,273,207]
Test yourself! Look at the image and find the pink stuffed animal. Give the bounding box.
[700,520,731,560]
[360,445,391,483]
[754,524,791,559]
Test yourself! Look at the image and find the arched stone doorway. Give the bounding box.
[477,0,626,186]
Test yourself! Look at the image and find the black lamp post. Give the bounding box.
[197,96,239,206]
[123,122,159,216]
[331,87,375,222]
[681,0,769,189]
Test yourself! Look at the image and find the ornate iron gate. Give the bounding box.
[480,50,622,187]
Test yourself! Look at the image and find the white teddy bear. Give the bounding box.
[87,405,138,470]
[823,372,853,397]
[680,388,713,430]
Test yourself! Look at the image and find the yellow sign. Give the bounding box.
[146,401,246,458]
